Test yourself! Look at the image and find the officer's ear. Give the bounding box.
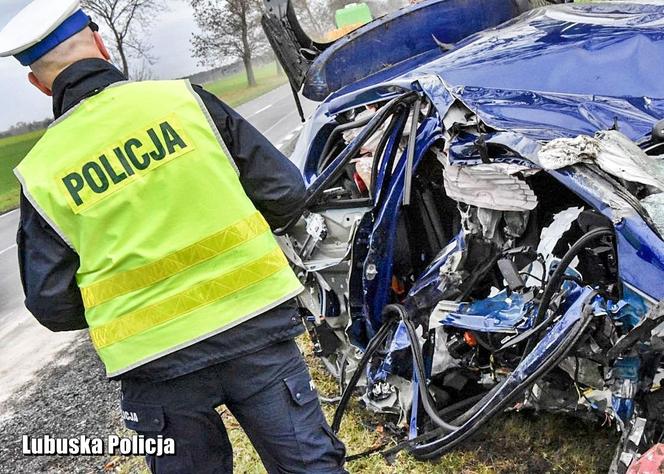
[28,72,52,96]
[93,31,111,61]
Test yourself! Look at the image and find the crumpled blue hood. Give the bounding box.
[411,2,664,142]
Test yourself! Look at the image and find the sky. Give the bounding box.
[0,0,205,131]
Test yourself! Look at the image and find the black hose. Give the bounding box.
[345,393,487,463]
[520,227,613,357]
[455,251,502,302]
[381,391,490,459]
[338,230,607,460]
[472,331,498,353]
[332,303,460,435]
[408,295,597,460]
[401,313,460,433]
[331,316,398,433]
[339,290,597,462]
[345,444,389,463]
[533,227,613,328]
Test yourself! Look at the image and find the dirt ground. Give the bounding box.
[0,336,122,474]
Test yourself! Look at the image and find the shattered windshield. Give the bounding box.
[643,193,664,234]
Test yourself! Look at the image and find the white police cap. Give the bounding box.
[0,0,91,65]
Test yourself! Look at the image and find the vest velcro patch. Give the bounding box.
[56,115,195,213]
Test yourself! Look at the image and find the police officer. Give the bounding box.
[0,1,347,472]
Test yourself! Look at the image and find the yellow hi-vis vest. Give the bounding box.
[15,80,303,377]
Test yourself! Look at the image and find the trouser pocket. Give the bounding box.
[282,369,347,473]
[120,399,166,473]
[120,399,166,433]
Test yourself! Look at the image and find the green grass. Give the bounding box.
[203,62,288,107]
[0,63,286,214]
[304,338,617,474]
[0,130,44,212]
[111,336,618,474]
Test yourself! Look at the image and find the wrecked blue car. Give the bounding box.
[262,1,664,471]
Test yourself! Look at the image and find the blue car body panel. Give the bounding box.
[316,2,664,140]
[363,118,443,330]
[302,0,520,101]
[296,2,664,175]
[412,3,664,143]
[283,1,664,461]
[297,2,664,344]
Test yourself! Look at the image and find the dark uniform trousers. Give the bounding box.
[121,339,348,473]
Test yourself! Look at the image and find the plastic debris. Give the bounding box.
[627,443,664,474]
[443,164,538,211]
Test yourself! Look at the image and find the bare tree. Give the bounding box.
[292,0,325,36]
[189,0,267,87]
[82,0,167,78]
[132,59,156,81]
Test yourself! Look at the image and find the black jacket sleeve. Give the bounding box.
[193,86,306,229]
[18,86,306,332]
[17,194,87,332]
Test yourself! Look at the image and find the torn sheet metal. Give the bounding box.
[537,131,664,191]
[595,131,664,191]
[371,321,412,383]
[538,136,599,170]
[436,290,535,333]
[417,289,596,457]
[443,129,542,169]
[471,163,538,177]
[430,326,461,376]
[530,206,584,285]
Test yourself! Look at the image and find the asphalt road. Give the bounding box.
[236,83,316,151]
[0,83,317,407]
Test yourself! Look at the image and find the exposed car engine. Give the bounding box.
[263,0,664,472]
[279,92,664,472]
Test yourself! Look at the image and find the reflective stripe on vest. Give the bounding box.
[15,80,303,376]
[80,211,271,308]
[90,247,289,349]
